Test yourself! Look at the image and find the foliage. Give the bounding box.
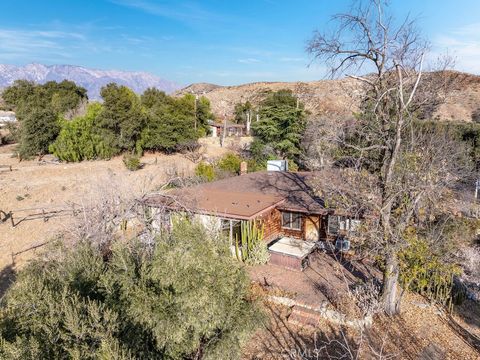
[96,83,145,154]
[233,101,255,124]
[1,80,36,108]
[139,89,203,153]
[195,162,216,182]
[251,90,306,162]
[3,80,87,158]
[217,153,242,174]
[17,103,60,158]
[398,229,462,307]
[195,95,215,132]
[122,153,142,171]
[3,80,87,116]
[195,153,249,182]
[0,220,261,359]
[49,103,115,161]
[235,221,268,265]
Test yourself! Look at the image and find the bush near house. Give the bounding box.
[0,220,262,359]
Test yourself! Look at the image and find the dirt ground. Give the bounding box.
[0,137,251,273]
[243,291,480,360]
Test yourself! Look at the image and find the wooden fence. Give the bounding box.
[0,205,78,227]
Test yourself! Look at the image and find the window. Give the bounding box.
[282,211,302,230]
[328,215,360,235]
[221,219,241,245]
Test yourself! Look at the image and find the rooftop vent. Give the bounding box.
[267,160,288,172]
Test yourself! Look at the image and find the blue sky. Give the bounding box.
[0,0,479,85]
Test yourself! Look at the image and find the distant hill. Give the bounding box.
[177,72,480,122]
[0,63,181,100]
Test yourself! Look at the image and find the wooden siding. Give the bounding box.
[258,210,329,243]
[259,208,282,241]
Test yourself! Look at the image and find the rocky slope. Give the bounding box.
[0,63,181,100]
[177,72,480,122]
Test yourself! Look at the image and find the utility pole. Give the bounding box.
[194,94,198,131]
[475,179,480,201]
[221,112,227,147]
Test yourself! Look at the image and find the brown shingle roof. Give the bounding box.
[145,171,327,219]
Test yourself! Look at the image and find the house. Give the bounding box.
[208,119,248,137]
[144,166,361,271]
[0,111,16,126]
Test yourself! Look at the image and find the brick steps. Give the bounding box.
[288,305,324,327]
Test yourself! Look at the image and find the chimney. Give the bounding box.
[240,161,248,175]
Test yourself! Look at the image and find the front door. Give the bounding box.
[305,215,320,241]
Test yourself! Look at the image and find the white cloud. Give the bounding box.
[0,29,84,61]
[434,23,480,74]
[238,58,261,64]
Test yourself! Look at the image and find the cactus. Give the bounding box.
[235,220,265,263]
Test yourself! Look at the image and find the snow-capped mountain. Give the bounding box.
[0,63,181,100]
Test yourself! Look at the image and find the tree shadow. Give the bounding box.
[0,264,16,298]
[246,302,363,359]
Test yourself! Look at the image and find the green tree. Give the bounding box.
[2,80,88,158]
[140,90,202,153]
[43,80,88,115]
[252,90,306,161]
[0,220,261,359]
[96,83,145,154]
[1,80,36,108]
[49,103,114,161]
[234,101,255,124]
[15,91,60,158]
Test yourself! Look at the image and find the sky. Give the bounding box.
[0,0,479,86]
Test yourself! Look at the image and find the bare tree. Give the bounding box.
[307,0,469,314]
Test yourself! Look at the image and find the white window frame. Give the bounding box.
[281,211,302,230]
[328,215,360,235]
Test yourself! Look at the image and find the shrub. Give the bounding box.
[217,153,242,174]
[0,220,262,359]
[49,103,115,161]
[195,161,216,181]
[122,153,142,171]
[398,230,462,307]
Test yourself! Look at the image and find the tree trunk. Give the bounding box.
[381,252,401,315]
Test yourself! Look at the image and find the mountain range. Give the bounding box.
[0,63,181,100]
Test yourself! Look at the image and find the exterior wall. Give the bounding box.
[258,208,282,242]
[258,209,327,243]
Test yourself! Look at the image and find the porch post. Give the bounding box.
[229,219,233,246]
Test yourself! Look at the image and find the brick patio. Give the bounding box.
[248,250,381,309]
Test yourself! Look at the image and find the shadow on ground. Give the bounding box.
[0,264,16,298]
